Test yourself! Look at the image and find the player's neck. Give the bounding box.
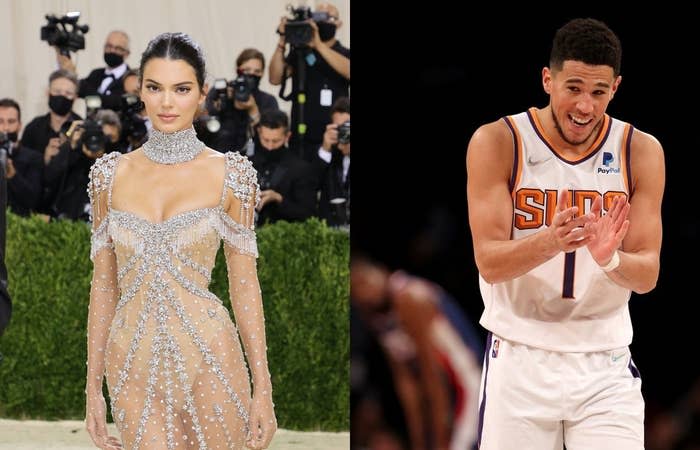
[534,106,601,156]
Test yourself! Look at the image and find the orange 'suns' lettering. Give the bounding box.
[514,188,545,229]
[515,188,620,229]
[603,191,627,212]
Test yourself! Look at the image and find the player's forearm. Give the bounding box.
[475,229,559,284]
[386,358,425,450]
[418,343,451,448]
[602,249,659,294]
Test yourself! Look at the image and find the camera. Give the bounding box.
[63,96,108,153]
[81,119,106,153]
[258,167,274,192]
[120,94,148,144]
[211,78,229,113]
[0,132,13,174]
[232,73,258,103]
[40,11,89,56]
[337,120,350,144]
[284,4,331,47]
[212,75,258,106]
[201,78,229,133]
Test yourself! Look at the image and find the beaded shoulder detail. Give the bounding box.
[87,152,121,260]
[224,152,260,229]
[87,152,121,209]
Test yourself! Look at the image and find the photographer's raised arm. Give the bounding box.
[55,47,77,74]
[308,20,350,80]
[269,17,292,86]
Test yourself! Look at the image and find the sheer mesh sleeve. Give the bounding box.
[221,152,272,394]
[85,153,120,395]
[215,152,260,256]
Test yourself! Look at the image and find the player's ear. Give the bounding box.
[610,75,621,100]
[542,67,553,94]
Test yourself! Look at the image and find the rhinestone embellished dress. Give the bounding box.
[85,129,271,449]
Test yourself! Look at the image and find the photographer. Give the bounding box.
[56,30,132,112]
[0,99,43,217]
[314,96,350,228]
[119,69,150,151]
[252,109,316,225]
[21,70,82,215]
[269,2,350,162]
[198,48,279,155]
[44,109,123,220]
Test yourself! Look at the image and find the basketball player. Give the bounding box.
[465,18,665,449]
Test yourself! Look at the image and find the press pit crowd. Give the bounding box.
[0,5,350,229]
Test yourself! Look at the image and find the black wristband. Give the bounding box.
[276,29,285,36]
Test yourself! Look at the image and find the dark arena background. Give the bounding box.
[352,8,699,447]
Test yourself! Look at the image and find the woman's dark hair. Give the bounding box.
[139,32,206,88]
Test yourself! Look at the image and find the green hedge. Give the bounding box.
[0,213,349,431]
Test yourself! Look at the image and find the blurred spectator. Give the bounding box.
[0,99,43,217]
[56,30,132,112]
[269,2,350,161]
[314,96,350,229]
[251,110,316,225]
[351,255,482,450]
[198,48,279,155]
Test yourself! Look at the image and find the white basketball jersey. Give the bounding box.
[478,108,634,352]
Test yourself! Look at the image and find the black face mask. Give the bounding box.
[48,95,74,116]
[248,74,262,91]
[104,52,124,68]
[317,23,337,41]
[258,144,286,163]
[7,131,18,143]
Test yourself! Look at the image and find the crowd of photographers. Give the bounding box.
[0,2,350,229]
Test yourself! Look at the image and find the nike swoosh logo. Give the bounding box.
[527,156,552,166]
[611,353,625,362]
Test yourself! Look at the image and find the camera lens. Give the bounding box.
[337,121,351,144]
[207,117,221,133]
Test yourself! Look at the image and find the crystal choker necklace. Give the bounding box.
[142,126,205,164]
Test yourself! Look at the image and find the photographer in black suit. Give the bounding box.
[0,98,43,217]
[56,30,131,112]
[315,96,350,228]
[251,110,316,225]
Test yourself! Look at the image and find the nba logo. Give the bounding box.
[492,339,500,358]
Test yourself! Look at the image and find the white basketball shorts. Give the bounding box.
[476,333,644,450]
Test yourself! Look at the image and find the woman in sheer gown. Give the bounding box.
[84,32,276,450]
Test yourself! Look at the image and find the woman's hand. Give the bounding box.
[85,392,122,450]
[246,390,277,449]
